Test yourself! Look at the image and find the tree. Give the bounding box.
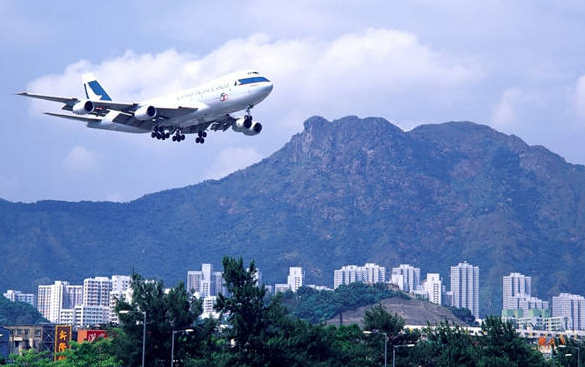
[419,321,478,367]
[54,339,120,367]
[362,303,420,366]
[478,317,547,367]
[113,273,202,367]
[213,256,268,366]
[9,350,53,367]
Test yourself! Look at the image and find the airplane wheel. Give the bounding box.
[200,138,205,144]
[156,132,161,139]
[172,136,177,142]
[195,137,201,143]
[202,132,207,138]
[151,132,155,138]
[165,133,170,138]
[181,135,185,140]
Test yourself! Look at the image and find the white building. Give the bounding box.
[391,264,420,292]
[503,273,532,310]
[83,277,113,307]
[424,274,443,305]
[509,295,548,312]
[37,281,83,323]
[73,305,110,328]
[3,290,35,306]
[333,263,386,289]
[109,275,132,324]
[450,262,479,319]
[274,284,289,294]
[200,296,219,319]
[287,267,304,292]
[187,264,226,297]
[552,293,585,330]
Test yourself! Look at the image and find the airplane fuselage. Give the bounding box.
[91,70,273,134]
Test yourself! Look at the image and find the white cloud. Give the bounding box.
[574,75,585,119]
[63,145,99,172]
[26,29,481,131]
[203,147,263,180]
[491,88,534,128]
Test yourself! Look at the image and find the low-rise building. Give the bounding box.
[3,290,35,307]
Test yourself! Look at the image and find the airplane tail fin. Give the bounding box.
[82,73,112,101]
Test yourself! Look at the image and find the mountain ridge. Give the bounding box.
[1,115,585,316]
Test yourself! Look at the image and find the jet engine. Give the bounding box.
[72,100,94,115]
[232,116,253,133]
[134,105,157,120]
[243,121,262,136]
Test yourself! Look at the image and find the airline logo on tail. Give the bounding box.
[82,73,111,101]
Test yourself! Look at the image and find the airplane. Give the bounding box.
[18,70,273,144]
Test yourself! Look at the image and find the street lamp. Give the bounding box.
[393,344,415,367]
[119,310,147,367]
[171,329,194,367]
[559,345,581,367]
[363,330,390,367]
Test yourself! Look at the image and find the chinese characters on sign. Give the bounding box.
[54,325,71,361]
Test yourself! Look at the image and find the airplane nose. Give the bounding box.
[263,83,273,95]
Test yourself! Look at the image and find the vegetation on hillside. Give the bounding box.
[281,282,407,323]
[7,256,566,367]
[0,296,46,325]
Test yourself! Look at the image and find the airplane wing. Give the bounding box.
[18,92,199,121]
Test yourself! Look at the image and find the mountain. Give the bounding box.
[1,115,585,316]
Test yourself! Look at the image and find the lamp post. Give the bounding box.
[363,330,389,367]
[171,329,194,367]
[559,345,581,367]
[392,344,415,367]
[119,310,147,367]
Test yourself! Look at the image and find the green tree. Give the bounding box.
[54,339,120,367]
[213,256,268,366]
[418,321,478,367]
[478,317,548,367]
[9,349,53,367]
[112,273,202,367]
[362,304,420,366]
[0,296,47,325]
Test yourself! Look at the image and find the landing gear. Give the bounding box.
[195,131,206,144]
[172,130,186,142]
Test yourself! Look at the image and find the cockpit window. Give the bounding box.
[238,77,270,84]
[248,71,259,75]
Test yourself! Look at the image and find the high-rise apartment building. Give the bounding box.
[37,281,83,323]
[450,262,479,319]
[109,275,132,324]
[83,277,113,307]
[391,264,420,292]
[3,290,35,306]
[333,263,386,289]
[424,274,442,305]
[503,273,532,310]
[287,267,304,292]
[552,293,585,330]
[187,264,226,297]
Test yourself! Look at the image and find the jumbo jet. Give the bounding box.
[18,70,273,143]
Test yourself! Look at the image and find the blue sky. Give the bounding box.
[2,0,585,202]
